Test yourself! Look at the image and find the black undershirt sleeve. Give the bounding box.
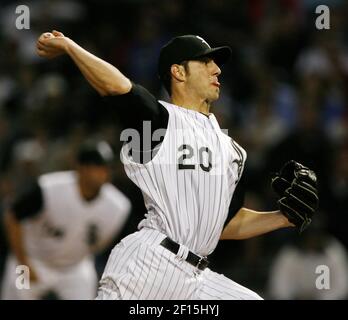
[105,83,168,135]
[104,83,169,163]
[11,181,44,221]
[224,172,246,228]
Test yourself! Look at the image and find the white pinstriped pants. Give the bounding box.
[96,228,262,300]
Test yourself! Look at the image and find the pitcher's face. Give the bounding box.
[185,57,222,103]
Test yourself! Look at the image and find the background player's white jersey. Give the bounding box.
[121,101,246,256]
[22,171,131,268]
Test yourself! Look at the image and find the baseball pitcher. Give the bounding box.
[35,31,318,299]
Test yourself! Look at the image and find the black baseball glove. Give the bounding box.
[271,160,319,233]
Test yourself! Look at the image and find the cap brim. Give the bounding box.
[193,46,232,66]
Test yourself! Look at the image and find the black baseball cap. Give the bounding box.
[158,35,232,80]
[77,140,114,166]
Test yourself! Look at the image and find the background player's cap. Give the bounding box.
[158,35,232,80]
[77,140,114,166]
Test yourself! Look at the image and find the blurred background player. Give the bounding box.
[1,140,131,300]
[268,218,348,300]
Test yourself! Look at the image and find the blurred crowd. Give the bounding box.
[1,0,348,299]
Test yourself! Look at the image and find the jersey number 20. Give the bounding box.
[178,144,212,172]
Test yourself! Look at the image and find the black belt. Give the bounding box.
[160,237,209,271]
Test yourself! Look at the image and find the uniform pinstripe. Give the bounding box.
[96,101,262,300]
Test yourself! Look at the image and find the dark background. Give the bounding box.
[0,0,347,299]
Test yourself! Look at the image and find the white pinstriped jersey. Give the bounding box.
[121,101,246,256]
[22,171,131,268]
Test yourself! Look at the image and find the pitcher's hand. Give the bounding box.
[37,30,69,59]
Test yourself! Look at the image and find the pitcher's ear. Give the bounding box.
[170,64,186,81]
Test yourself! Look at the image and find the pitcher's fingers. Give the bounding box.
[37,48,47,57]
[37,41,46,50]
[52,30,64,37]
